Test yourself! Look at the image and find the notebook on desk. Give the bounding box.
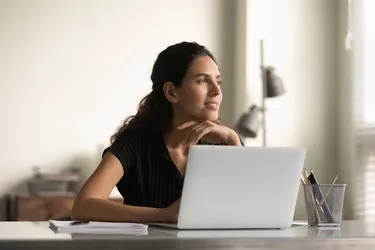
[49,220,148,235]
[150,145,306,230]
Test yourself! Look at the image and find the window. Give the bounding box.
[362,0,375,124]
[354,0,375,222]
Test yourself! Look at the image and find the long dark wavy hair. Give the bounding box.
[110,42,217,144]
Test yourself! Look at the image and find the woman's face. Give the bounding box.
[171,55,222,122]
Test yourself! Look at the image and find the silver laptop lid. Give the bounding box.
[177,146,306,229]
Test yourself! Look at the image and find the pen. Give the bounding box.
[70,221,89,226]
[301,174,321,223]
[308,171,335,223]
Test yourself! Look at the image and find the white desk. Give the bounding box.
[1,221,375,249]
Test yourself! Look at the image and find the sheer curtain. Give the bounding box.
[352,0,375,222]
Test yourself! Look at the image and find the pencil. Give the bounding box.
[301,171,321,223]
[304,168,309,179]
[305,182,321,224]
[331,173,339,184]
[319,173,339,206]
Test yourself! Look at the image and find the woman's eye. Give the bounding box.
[198,78,208,83]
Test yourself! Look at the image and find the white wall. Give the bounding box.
[244,0,339,219]
[0,0,236,220]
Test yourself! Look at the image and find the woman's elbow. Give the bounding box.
[71,197,87,220]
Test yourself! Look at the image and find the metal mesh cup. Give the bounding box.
[303,184,346,227]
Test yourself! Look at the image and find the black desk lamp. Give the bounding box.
[235,40,285,146]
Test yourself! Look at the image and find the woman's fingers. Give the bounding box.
[178,120,229,146]
[185,121,213,146]
[177,121,200,130]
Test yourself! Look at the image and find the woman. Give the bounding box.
[72,41,243,223]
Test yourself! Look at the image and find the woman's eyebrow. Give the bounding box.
[195,73,221,78]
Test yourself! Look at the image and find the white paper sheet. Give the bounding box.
[49,220,148,235]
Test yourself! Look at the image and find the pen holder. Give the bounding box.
[303,184,346,227]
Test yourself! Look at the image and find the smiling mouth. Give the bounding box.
[204,103,219,109]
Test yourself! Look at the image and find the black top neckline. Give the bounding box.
[158,133,197,180]
[106,130,233,208]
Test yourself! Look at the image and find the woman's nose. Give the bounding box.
[210,82,221,96]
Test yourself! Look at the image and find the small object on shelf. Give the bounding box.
[32,166,42,179]
[27,167,81,196]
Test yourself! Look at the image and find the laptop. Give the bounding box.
[150,145,306,230]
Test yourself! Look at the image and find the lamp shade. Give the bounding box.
[263,67,286,98]
[235,105,260,138]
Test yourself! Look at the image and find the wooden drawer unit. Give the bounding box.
[11,196,123,221]
[16,196,75,221]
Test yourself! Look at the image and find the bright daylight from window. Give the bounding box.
[363,0,375,124]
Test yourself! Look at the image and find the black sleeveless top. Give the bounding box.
[103,130,242,208]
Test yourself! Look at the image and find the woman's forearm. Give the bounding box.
[72,198,165,223]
